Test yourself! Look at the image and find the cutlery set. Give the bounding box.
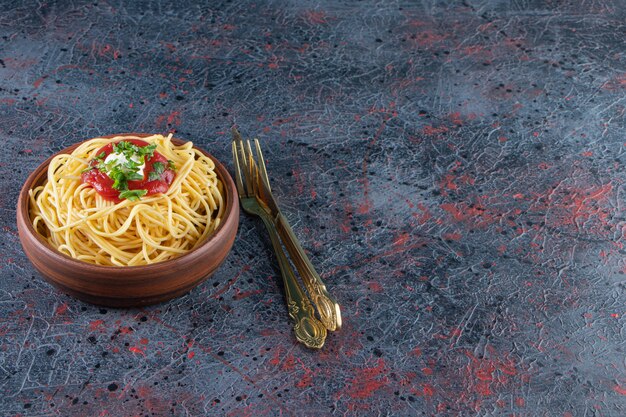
[231,128,341,349]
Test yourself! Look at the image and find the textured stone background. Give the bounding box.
[1,0,625,416]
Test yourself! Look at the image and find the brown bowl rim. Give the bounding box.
[18,132,237,273]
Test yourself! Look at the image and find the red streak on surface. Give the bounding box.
[531,183,613,238]
[303,10,329,25]
[281,353,296,372]
[119,326,133,335]
[440,173,458,193]
[89,319,105,331]
[32,64,81,88]
[498,361,518,376]
[55,303,68,315]
[156,110,182,129]
[343,358,388,399]
[601,73,626,90]
[296,372,312,388]
[212,265,250,299]
[294,358,315,389]
[461,349,519,398]
[410,347,422,357]
[357,200,372,214]
[129,346,145,355]
[393,232,410,247]
[291,168,305,194]
[414,31,448,47]
[33,75,47,88]
[259,328,278,337]
[422,125,449,135]
[460,45,491,58]
[95,43,121,59]
[413,203,432,225]
[232,288,263,300]
[570,184,612,223]
[614,385,626,395]
[443,232,462,241]
[449,112,463,125]
[440,203,464,221]
[422,383,435,396]
[269,347,282,366]
[475,381,492,396]
[440,199,501,229]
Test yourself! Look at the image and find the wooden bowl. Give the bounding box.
[16,133,239,307]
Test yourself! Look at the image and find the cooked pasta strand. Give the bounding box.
[29,134,223,266]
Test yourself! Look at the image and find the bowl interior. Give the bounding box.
[20,133,237,272]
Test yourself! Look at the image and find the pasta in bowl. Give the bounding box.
[17,133,239,307]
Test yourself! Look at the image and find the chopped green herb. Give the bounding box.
[87,140,162,202]
[112,141,156,159]
[148,161,165,181]
[113,141,137,154]
[141,143,157,159]
[168,160,176,171]
[127,171,144,181]
[109,170,128,191]
[119,189,148,201]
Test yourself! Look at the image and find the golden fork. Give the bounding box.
[243,135,342,332]
[232,132,327,349]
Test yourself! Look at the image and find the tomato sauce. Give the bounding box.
[80,139,175,202]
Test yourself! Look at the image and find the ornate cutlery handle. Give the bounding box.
[275,213,342,331]
[258,213,327,349]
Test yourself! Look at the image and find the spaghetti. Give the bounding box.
[29,134,224,266]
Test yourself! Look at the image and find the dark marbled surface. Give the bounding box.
[1,0,625,416]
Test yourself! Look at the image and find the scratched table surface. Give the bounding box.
[0,0,625,416]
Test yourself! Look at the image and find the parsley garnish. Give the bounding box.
[148,161,165,181]
[143,144,157,158]
[168,160,176,171]
[113,141,157,160]
[89,140,162,201]
[113,141,137,154]
[109,169,128,191]
[106,156,143,189]
[118,189,147,201]
[82,151,108,173]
